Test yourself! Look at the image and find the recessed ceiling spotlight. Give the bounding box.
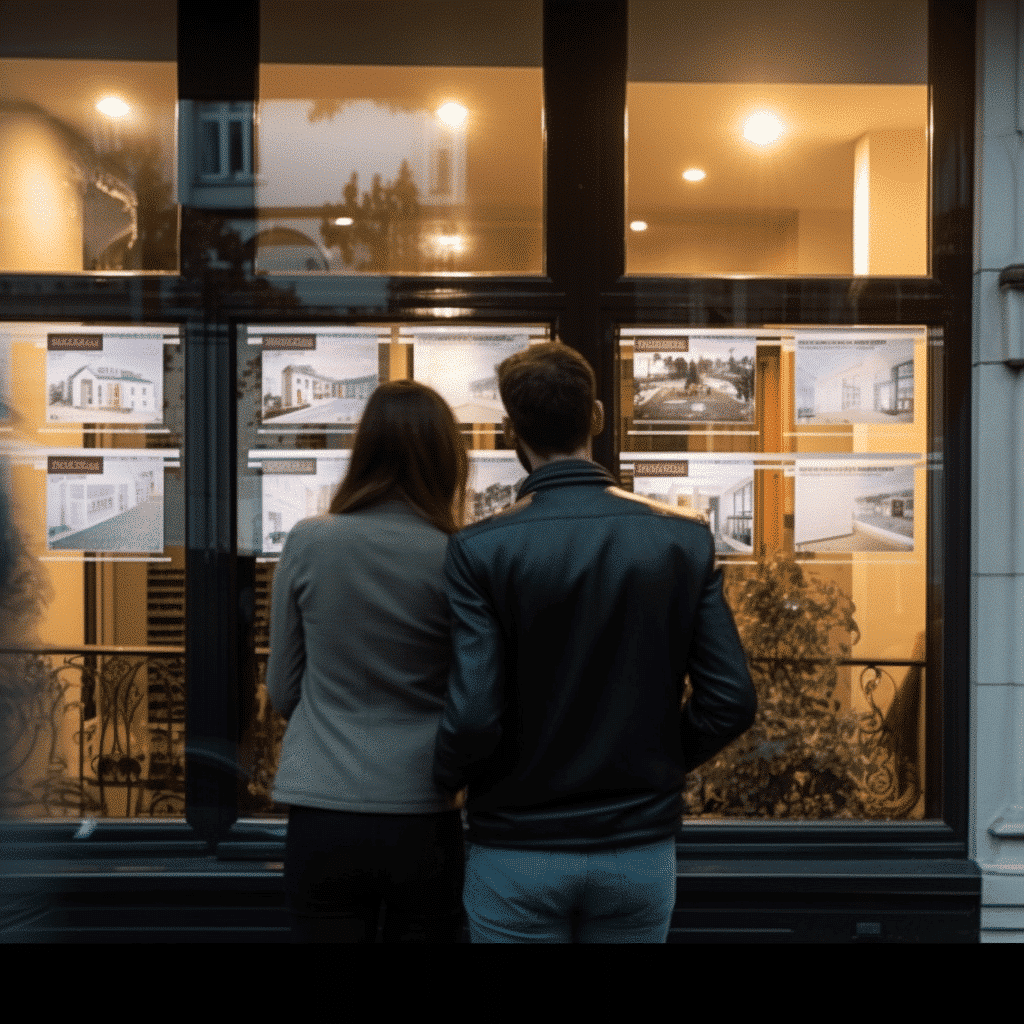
[436,102,468,127]
[682,168,706,182]
[743,112,784,146]
[333,217,354,227]
[630,220,648,231]
[96,96,130,118]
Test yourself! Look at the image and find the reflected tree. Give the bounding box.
[320,163,421,272]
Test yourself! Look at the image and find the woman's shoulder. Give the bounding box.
[289,505,448,547]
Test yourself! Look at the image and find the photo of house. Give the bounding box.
[259,332,380,425]
[795,462,916,552]
[260,456,349,553]
[467,452,527,523]
[628,458,756,554]
[628,335,755,424]
[409,331,532,423]
[47,456,164,552]
[46,333,165,424]
[795,334,915,424]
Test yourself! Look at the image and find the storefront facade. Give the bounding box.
[1,0,1019,941]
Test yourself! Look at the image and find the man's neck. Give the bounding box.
[524,445,592,472]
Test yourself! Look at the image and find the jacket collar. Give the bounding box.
[516,458,617,499]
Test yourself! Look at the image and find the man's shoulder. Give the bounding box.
[603,486,710,527]
[457,493,536,538]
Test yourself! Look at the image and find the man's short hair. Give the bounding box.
[497,342,596,456]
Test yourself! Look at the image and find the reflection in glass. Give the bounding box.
[0,55,178,272]
[257,0,543,275]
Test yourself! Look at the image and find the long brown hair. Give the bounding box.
[328,380,468,534]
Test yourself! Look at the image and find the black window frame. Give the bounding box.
[0,0,973,863]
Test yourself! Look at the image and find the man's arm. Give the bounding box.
[432,534,507,796]
[680,538,758,773]
[266,528,306,721]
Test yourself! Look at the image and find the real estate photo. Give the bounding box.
[631,337,755,424]
[795,336,915,425]
[795,463,916,552]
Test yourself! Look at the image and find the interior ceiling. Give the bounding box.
[1,59,926,216]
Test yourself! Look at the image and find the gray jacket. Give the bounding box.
[267,500,454,813]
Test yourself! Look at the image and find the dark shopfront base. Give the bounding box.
[0,823,981,943]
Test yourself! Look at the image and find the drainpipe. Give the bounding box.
[991,0,1024,862]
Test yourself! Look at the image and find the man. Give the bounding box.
[433,342,756,943]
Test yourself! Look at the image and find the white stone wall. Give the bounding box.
[974,0,1024,942]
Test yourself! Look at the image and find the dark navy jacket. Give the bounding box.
[433,458,756,850]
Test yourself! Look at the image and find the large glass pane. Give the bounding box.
[619,323,931,819]
[626,0,927,276]
[256,1,543,274]
[236,322,551,815]
[1,322,185,818]
[0,3,178,272]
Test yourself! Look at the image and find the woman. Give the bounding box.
[266,380,469,943]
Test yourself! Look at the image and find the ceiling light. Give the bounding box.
[96,96,130,118]
[630,221,648,231]
[436,102,468,128]
[333,217,354,226]
[435,234,465,253]
[682,168,706,182]
[743,112,784,146]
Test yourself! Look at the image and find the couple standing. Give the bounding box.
[266,342,756,943]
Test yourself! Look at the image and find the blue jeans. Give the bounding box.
[462,837,676,943]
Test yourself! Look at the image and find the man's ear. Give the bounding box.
[591,399,605,436]
[502,416,517,448]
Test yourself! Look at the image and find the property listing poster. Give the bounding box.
[46,453,165,552]
[467,451,528,524]
[255,453,350,554]
[405,328,533,423]
[625,456,758,555]
[624,332,756,425]
[793,457,918,553]
[44,328,168,425]
[253,327,384,427]
[794,331,917,426]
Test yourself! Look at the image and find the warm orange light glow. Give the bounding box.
[682,168,706,182]
[435,234,465,253]
[96,96,130,118]
[743,112,784,145]
[333,216,354,226]
[436,102,468,128]
[630,220,648,231]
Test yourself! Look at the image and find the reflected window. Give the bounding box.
[198,103,253,180]
[0,3,178,272]
[626,0,928,276]
[257,0,543,274]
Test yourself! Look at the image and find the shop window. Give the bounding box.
[625,0,928,276]
[255,0,543,274]
[0,322,185,818]
[619,324,930,819]
[236,321,551,815]
[0,3,179,272]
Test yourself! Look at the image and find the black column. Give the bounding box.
[544,0,627,472]
[179,1,258,849]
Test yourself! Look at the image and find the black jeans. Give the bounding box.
[284,805,466,943]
